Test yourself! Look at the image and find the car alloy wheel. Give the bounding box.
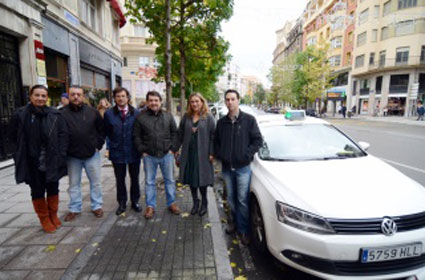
[250,197,268,254]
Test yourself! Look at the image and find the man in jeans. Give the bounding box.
[133,91,180,219]
[214,89,263,245]
[62,85,105,221]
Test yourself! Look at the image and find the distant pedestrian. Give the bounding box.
[57,92,69,110]
[214,89,263,245]
[341,105,347,118]
[177,93,215,216]
[383,106,388,116]
[62,85,105,221]
[104,87,141,216]
[417,101,425,121]
[133,91,181,219]
[97,98,111,118]
[138,100,147,111]
[9,85,68,233]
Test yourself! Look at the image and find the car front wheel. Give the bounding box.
[250,196,268,254]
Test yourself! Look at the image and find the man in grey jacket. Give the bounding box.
[133,91,180,219]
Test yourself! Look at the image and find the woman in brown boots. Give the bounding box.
[9,85,68,233]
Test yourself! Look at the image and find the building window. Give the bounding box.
[348,31,354,43]
[355,55,365,68]
[371,29,378,42]
[329,55,341,66]
[307,36,317,46]
[81,0,96,30]
[359,9,369,25]
[381,26,389,40]
[398,0,417,9]
[123,57,128,67]
[139,56,150,67]
[395,47,409,65]
[383,0,392,16]
[346,52,352,65]
[360,79,370,95]
[376,76,383,93]
[369,52,375,65]
[331,36,342,49]
[379,50,386,67]
[357,32,367,47]
[374,5,380,18]
[134,25,146,37]
[395,20,415,36]
[390,74,409,93]
[421,46,425,63]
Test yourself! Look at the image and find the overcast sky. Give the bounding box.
[220,0,308,87]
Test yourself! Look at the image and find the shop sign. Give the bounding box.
[34,40,45,60]
[327,89,346,100]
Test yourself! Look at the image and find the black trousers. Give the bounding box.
[112,162,141,204]
[28,162,59,199]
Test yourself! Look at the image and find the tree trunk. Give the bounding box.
[179,1,186,118]
[165,0,173,112]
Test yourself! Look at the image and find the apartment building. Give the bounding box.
[284,18,304,59]
[273,21,294,65]
[0,0,125,161]
[303,0,357,114]
[350,0,425,116]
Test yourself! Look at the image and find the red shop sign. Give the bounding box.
[34,40,45,60]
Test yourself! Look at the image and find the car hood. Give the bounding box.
[259,155,425,219]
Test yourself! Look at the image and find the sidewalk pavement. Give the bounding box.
[0,160,233,279]
[324,114,425,126]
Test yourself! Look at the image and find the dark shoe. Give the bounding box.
[190,199,200,215]
[47,195,62,228]
[131,202,142,213]
[225,223,236,234]
[32,198,56,233]
[168,203,181,215]
[64,212,81,222]
[199,201,208,217]
[115,202,126,216]
[92,208,104,218]
[144,207,155,219]
[240,233,251,246]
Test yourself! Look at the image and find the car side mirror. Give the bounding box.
[358,141,370,151]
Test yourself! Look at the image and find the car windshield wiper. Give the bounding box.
[261,157,299,162]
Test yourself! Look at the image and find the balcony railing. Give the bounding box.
[389,85,408,94]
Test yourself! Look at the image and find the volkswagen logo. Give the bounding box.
[381,217,397,236]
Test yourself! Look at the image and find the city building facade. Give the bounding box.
[272,21,294,65]
[216,61,241,96]
[240,75,262,100]
[284,17,304,59]
[350,0,425,117]
[0,0,125,161]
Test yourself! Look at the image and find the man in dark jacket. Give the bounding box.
[133,91,180,219]
[61,85,105,221]
[104,87,141,215]
[214,89,263,245]
[9,85,68,233]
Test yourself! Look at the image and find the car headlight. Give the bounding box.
[276,201,335,234]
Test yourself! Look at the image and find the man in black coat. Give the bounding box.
[133,91,180,219]
[61,85,105,221]
[214,89,263,245]
[9,85,68,233]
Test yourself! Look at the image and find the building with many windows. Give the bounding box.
[273,21,294,65]
[350,0,425,117]
[0,0,125,161]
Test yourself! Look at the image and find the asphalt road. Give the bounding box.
[219,118,425,280]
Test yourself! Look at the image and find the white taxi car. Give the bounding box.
[249,112,425,279]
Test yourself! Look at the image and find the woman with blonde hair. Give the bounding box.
[177,93,215,216]
[97,98,111,118]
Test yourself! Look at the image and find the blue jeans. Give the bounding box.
[67,151,103,212]
[143,153,176,208]
[222,165,252,234]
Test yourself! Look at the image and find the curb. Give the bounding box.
[0,159,13,170]
[60,210,118,280]
[208,187,233,280]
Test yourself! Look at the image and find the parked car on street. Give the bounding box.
[249,113,425,279]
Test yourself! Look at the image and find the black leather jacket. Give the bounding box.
[133,108,179,157]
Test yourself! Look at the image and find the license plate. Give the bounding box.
[361,243,422,263]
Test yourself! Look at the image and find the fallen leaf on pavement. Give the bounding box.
[75,248,81,253]
[178,194,184,198]
[203,223,211,229]
[120,212,126,217]
[235,276,247,280]
[44,245,56,252]
[230,262,236,268]
[221,218,227,224]
[238,268,243,274]
[92,243,99,247]
[162,230,167,234]
[181,212,190,218]
[152,239,157,242]
[232,239,239,245]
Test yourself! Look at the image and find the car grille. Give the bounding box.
[327,211,425,234]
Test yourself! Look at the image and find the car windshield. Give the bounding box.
[259,123,366,161]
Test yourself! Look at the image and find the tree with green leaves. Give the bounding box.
[253,84,266,105]
[125,0,233,114]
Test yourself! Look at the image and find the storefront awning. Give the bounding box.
[107,0,126,28]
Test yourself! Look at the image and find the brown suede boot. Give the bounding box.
[47,195,62,228]
[32,198,56,233]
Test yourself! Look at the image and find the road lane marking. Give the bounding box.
[380,158,425,175]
